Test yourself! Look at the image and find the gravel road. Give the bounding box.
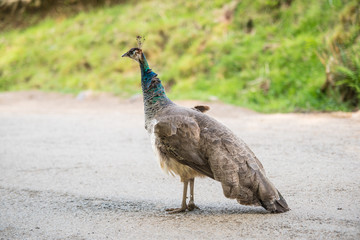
[0,91,359,239]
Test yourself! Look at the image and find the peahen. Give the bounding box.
[122,46,290,214]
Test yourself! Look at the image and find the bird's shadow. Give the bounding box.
[71,196,269,216]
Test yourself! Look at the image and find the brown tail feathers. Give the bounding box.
[260,190,290,213]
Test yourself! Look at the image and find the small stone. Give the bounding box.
[76,90,94,101]
[129,94,142,103]
[208,95,218,101]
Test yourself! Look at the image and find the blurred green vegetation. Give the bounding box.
[0,0,359,112]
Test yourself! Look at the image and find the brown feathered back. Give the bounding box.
[192,105,210,113]
[151,105,289,213]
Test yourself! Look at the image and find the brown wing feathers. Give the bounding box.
[192,105,210,113]
[154,108,289,213]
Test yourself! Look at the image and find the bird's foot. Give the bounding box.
[187,201,200,211]
[165,207,187,214]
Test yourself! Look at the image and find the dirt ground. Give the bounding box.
[0,91,359,240]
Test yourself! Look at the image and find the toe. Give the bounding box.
[187,202,200,211]
[166,208,187,214]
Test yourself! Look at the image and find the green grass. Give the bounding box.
[0,0,358,112]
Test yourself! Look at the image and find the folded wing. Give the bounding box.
[154,113,289,212]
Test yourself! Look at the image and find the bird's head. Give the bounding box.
[121,47,143,62]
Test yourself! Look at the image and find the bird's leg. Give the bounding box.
[166,180,188,214]
[187,178,200,211]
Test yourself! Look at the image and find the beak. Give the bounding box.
[122,52,129,57]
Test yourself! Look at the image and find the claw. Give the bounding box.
[165,207,187,214]
[187,202,200,211]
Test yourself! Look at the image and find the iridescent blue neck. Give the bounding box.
[140,53,156,91]
[139,53,173,112]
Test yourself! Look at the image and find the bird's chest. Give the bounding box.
[148,119,199,180]
[148,119,169,168]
